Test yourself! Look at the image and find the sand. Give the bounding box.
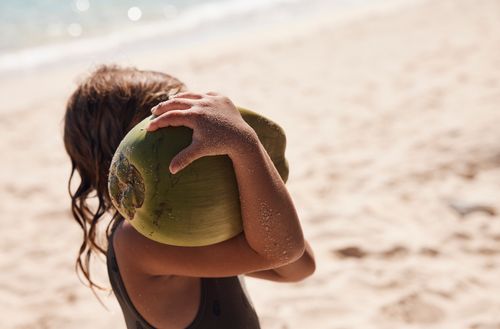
[1,0,500,328]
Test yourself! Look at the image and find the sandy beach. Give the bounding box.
[1,0,500,328]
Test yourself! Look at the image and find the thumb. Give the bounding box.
[169,142,203,174]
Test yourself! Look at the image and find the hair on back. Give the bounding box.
[63,65,186,296]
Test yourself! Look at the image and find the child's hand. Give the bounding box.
[147,92,258,174]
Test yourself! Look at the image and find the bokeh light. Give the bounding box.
[67,23,82,37]
[75,0,90,12]
[127,6,142,21]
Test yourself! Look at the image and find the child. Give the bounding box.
[63,65,315,329]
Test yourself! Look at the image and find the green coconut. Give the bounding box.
[108,107,288,246]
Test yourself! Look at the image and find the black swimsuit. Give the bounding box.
[107,230,261,329]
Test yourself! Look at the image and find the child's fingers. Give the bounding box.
[151,98,196,115]
[172,91,204,100]
[169,141,203,174]
[146,110,195,131]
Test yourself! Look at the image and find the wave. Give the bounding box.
[0,0,306,73]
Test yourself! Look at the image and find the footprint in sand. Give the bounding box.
[469,323,500,329]
[56,285,80,304]
[419,247,440,257]
[380,246,410,258]
[3,183,49,201]
[36,209,72,221]
[331,245,411,259]
[379,293,445,324]
[332,246,367,259]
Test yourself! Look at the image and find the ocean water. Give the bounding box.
[0,0,377,73]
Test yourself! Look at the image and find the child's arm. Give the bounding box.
[114,92,315,280]
[245,240,315,282]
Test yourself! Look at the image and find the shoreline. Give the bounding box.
[0,0,390,75]
[0,0,419,114]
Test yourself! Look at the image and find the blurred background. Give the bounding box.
[0,0,372,74]
[1,0,500,328]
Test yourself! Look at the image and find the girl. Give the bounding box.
[63,65,316,329]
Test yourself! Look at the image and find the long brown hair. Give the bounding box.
[63,65,186,296]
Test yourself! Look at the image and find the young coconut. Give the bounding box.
[108,107,288,246]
